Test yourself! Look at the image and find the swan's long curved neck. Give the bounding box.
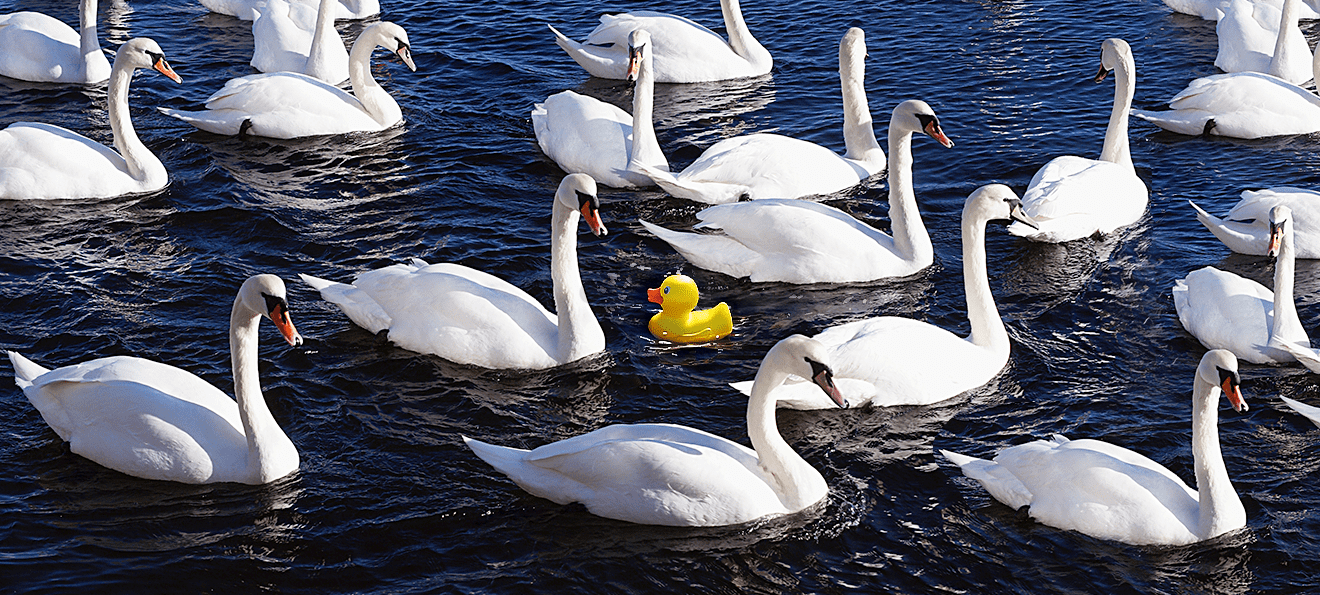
[1191,378,1243,539]
[1272,228,1306,341]
[627,49,667,173]
[304,0,340,79]
[550,200,603,364]
[719,0,770,64]
[1098,56,1136,171]
[886,129,932,265]
[840,41,882,165]
[230,300,283,483]
[745,354,814,510]
[1268,0,1304,79]
[962,211,1007,351]
[348,34,400,126]
[106,60,158,182]
[79,0,101,69]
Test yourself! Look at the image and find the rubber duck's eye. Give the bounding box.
[663,286,670,294]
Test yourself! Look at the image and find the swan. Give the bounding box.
[200,0,378,21]
[1214,0,1312,84]
[532,29,668,189]
[941,349,1248,546]
[463,334,845,527]
[638,99,953,284]
[1163,0,1320,20]
[1190,188,1320,258]
[300,174,608,370]
[729,185,1039,409]
[159,22,414,139]
[251,0,349,84]
[547,0,771,83]
[1174,205,1309,364]
[0,0,111,83]
[633,27,891,203]
[0,38,182,200]
[1280,396,1320,427]
[7,274,303,485]
[1008,38,1148,243]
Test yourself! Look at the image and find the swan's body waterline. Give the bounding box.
[728,185,1037,409]
[0,0,111,83]
[640,98,952,284]
[1009,38,1148,243]
[301,174,607,370]
[549,0,771,83]
[9,275,302,485]
[637,27,889,203]
[942,349,1247,546]
[464,335,843,526]
[160,22,415,139]
[251,0,350,84]
[0,38,181,200]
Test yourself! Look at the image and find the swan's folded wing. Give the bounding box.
[1280,395,1320,428]
[640,219,762,279]
[940,449,1034,511]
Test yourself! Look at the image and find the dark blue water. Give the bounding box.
[4,0,1320,592]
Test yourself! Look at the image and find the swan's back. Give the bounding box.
[532,91,642,188]
[675,134,878,199]
[567,11,771,83]
[0,11,106,83]
[1173,266,1286,363]
[162,72,385,138]
[1011,156,1148,241]
[0,123,149,200]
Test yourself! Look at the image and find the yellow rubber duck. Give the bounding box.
[647,274,733,343]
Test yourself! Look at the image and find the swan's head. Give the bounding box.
[626,29,652,83]
[558,173,607,237]
[1268,205,1293,258]
[647,274,701,311]
[114,38,182,83]
[767,335,846,409]
[840,27,866,69]
[368,22,416,72]
[239,274,303,347]
[1095,38,1132,84]
[1199,349,1246,413]
[965,184,1038,230]
[893,100,954,148]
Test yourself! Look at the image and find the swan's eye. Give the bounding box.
[1216,366,1240,388]
[261,293,291,323]
[575,190,599,212]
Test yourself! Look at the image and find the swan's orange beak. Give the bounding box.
[647,287,663,305]
[1269,221,1284,257]
[580,204,607,236]
[154,56,182,84]
[924,120,953,148]
[1223,375,1246,413]
[1094,64,1110,84]
[270,302,303,347]
[626,45,642,82]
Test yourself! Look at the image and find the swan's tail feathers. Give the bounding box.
[298,273,393,335]
[157,107,245,136]
[1280,396,1320,429]
[463,435,531,472]
[639,220,760,280]
[1130,109,1212,136]
[1188,200,1220,227]
[631,162,748,205]
[939,449,1034,511]
[547,24,580,53]
[8,351,49,389]
[1277,340,1320,374]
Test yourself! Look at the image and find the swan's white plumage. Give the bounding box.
[728,185,1036,408]
[464,335,845,526]
[9,275,302,485]
[1190,188,1320,258]
[640,99,952,284]
[251,0,349,84]
[548,0,771,83]
[1009,38,1148,243]
[942,350,1248,546]
[160,22,414,139]
[635,27,888,203]
[1214,0,1312,84]
[1163,0,1320,20]
[302,174,607,370]
[1281,395,1320,428]
[0,0,110,83]
[201,0,378,21]
[0,38,181,200]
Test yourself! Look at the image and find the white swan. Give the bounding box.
[941,349,1248,546]
[0,0,111,83]
[1190,188,1320,258]
[1174,205,1309,364]
[7,274,303,485]
[548,0,771,83]
[0,38,181,200]
[639,100,952,284]
[1009,38,1148,243]
[1215,0,1312,84]
[300,174,608,370]
[634,27,892,204]
[463,334,844,527]
[1164,0,1320,20]
[251,0,349,84]
[200,0,378,21]
[532,29,668,189]
[729,185,1038,409]
[1280,396,1320,427]
[160,22,414,139]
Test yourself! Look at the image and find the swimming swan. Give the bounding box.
[941,349,1247,546]
[0,38,182,200]
[547,0,771,83]
[251,0,350,84]
[0,0,111,83]
[300,174,608,370]
[200,0,378,21]
[730,185,1038,409]
[463,334,845,526]
[8,274,303,485]
[1190,187,1320,258]
[160,22,414,139]
[638,99,952,284]
[1214,0,1312,84]
[633,27,888,203]
[1009,38,1148,243]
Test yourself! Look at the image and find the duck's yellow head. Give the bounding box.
[647,274,700,313]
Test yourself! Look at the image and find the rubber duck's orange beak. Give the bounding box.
[647,287,663,305]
